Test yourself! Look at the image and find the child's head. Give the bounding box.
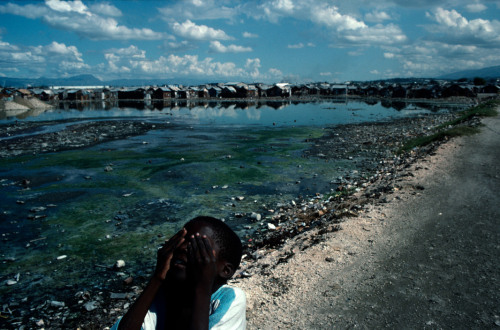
[170,216,242,285]
[185,216,242,271]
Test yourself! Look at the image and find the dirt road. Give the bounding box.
[240,114,500,329]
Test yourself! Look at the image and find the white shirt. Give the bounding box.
[111,284,246,330]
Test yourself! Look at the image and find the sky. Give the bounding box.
[0,0,499,83]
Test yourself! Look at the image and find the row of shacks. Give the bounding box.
[2,81,499,103]
[0,83,389,102]
[1,83,295,102]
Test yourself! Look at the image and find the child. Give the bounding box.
[111,216,246,329]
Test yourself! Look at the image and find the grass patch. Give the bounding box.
[436,99,499,129]
[398,100,499,153]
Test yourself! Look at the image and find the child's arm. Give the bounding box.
[187,233,218,330]
[117,228,186,330]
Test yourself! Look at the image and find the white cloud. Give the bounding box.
[111,45,146,58]
[320,72,332,76]
[311,5,366,30]
[44,15,165,40]
[288,43,304,49]
[343,23,407,45]
[0,40,89,77]
[251,0,406,46]
[162,40,197,52]
[42,41,83,61]
[243,32,259,38]
[427,8,500,45]
[383,39,500,77]
[209,41,252,53]
[465,3,487,13]
[365,11,391,23]
[268,68,283,77]
[102,45,272,80]
[171,20,231,40]
[0,1,164,40]
[432,8,468,28]
[45,0,89,15]
[0,40,20,51]
[288,42,315,48]
[384,52,395,58]
[89,2,122,17]
[245,58,261,78]
[370,69,380,74]
[158,0,237,22]
[0,2,50,19]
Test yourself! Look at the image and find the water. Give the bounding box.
[0,99,466,295]
[1,98,460,126]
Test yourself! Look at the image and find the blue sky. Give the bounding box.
[0,0,499,83]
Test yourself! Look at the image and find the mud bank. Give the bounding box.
[0,120,173,158]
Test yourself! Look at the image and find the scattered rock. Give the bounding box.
[240,271,252,278]
[49,300,65,308]
[30,206,47,213]
[251,212,262,221]
[268,223,277,230]
[114,260,126,269]
[84,301,98,312]
[110,292,128,299]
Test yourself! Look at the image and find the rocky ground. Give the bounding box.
[0,105,496,329]
[238,112,500,329]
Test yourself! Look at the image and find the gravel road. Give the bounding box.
[239,113,500,329]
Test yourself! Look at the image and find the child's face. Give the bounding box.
[169,222,223,282]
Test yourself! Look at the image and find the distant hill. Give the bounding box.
[0,75,216,88]
[438,65,500,80]
[0,74,103,88]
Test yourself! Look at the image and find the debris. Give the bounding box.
[49,300,65,308]
[114,260,126,269]
[84,301,98,312]
[267,223,277,230]
[250,212,262,221]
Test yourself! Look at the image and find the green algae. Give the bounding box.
[1,125,339,291]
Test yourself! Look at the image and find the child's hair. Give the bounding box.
[186,216,243,269]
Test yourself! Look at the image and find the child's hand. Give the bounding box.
[154,228,186,281]
[187,233,217,289]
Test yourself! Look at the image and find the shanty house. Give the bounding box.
[152,87,172,100]
[117,88,146,100]
[267,83,291,97]
[208,86,222,98]
[221,86,237,98]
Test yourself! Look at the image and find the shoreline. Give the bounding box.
[0,100,497,328]
[237,111,500,329]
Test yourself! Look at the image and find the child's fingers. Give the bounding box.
[171,228,187,243]
[189,234,201,261]
[163,228,187,249]
[195,234,211,261]
[200,235,216,260]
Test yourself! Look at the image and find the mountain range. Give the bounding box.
[437,65,500,80]
[1,65,499,88]
[0,74,210,88]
